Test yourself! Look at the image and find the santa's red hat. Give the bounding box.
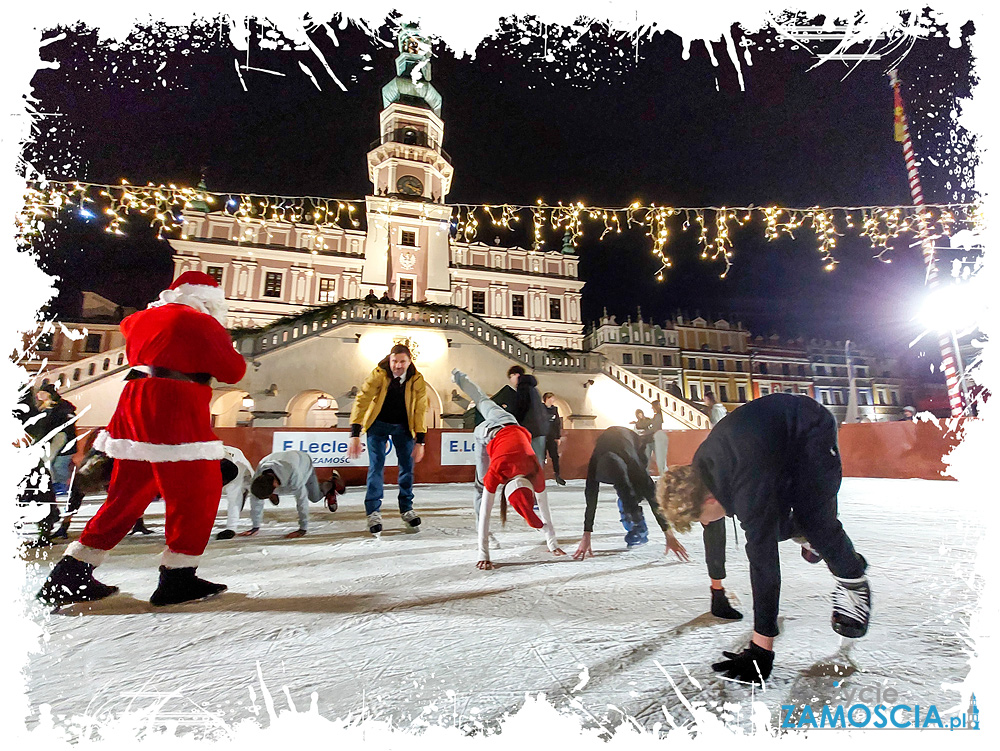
[504,476,543,528]
[150,270,228,324]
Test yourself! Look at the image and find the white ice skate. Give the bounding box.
[401,509,421,532]
[367,511,383,537]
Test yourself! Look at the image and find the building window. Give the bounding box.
[719,385,729,402]
[398,278,414,303]
[318,278,336,303]
[878,391,886,406]
[687,358,696,369]
[511,294,525,317]
[834,391,843,405]
[797,364,806,377]
[662,354,672,367]
[760,385,770,396]
[891,391,899,406]
[263,272,282,298]
[738,385,747,402]
[717,359,725,372]
[37,333,54,352]
[622,353,633,365]
[782,363,791,376]
[758,363,769,375]
[735,361,743,372]
[702,358,711,371]
[642,354,653,366]
[549,298,562,320]
[690,384,700,400]
[816,365,827,375]
[471,291,486,315]
[206,266,224,285]
[859,391,869,406]
[84,333,102,353]
[401,230,417,246]
[821,391,829,404]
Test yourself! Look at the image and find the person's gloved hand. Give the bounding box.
[711,642,774,685]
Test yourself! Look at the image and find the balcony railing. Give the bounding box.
[368,128,451,163]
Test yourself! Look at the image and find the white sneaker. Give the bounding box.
[401,509,421,531]
[367,511,383,535]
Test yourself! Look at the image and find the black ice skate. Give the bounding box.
[710,587,744,620]
[149,566,227,606]
[129,518,155,535]
[831,575,871,638]
[215,529,236,540]
[36,555,119,607]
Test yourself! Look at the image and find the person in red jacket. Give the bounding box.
[37,271,247,607]
[452,369,565,569]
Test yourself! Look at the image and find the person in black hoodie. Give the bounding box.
[34,385,78,496]
[506,365,548,468]
[657,393,870,686]
[572,426,689,560]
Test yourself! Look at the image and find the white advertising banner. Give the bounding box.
[440,432,478,466]
[272,432,398,467]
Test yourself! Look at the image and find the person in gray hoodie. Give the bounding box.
[241,450,339,538]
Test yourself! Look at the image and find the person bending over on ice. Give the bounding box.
[573,426,689,562]
[452,369,565,569]
[241,450,342,539]
[657,392,871,686]
[37,271,247,608]
[214,446,254,540]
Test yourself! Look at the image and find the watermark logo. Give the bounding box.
[780,683,980,730]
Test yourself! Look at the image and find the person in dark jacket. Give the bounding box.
[572,426,689,559]
[541,392,566,486]
[657,393,870,686]
[506,365,548,467]
[34,385,78,496]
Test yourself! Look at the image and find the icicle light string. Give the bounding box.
[18,179,980,279]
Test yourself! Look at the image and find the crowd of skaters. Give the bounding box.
[24,271,871,686]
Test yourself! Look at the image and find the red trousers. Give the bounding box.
[79,459,221,559]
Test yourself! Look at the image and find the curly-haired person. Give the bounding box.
[657,393,870,686]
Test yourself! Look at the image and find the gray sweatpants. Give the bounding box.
[453,371,519,519]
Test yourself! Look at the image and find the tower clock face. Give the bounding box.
[396,175,424,196]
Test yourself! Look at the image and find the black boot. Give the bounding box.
[50,520,71,540]
[711,587,744,620]
[150,566,227,606]
[129,518,155,535]
[36,556,119,607]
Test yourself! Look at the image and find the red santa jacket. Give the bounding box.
[482,424,545,494]
[95,304,247,462]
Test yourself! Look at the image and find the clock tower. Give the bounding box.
[362,23,454,304]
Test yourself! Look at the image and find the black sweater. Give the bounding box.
[693,393,841,637]
[583,427,668,533]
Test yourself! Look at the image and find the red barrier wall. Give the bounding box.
[77,419,963,485]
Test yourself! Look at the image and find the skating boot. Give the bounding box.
[367,511,383,536]
[831,575,871,638]
[401,509,421,532]
[50,520,71,540]
[555,475,567,486]
[710,587,744,620]
[215,529,236,540]
[149,566,227,606]
[36,555,119,607]
[129,518,154,536]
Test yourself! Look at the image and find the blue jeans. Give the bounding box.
[618,497,649,546]
[364,420,415,516]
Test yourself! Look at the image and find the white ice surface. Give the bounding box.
[22,477,982,735]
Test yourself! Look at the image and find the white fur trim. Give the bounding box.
[148,283,229,325]
[66,542,109,567]
[504,475,535,499]
[95,431,225,462]
[161,549,202,569]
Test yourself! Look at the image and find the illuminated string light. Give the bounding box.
[18,179,981,281]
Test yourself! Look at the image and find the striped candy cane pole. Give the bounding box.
[889,69,964,417]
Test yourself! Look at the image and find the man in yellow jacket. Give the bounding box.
[348,344,429,535]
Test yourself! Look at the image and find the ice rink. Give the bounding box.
[22,477,982,735]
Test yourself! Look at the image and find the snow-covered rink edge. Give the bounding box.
[21,477,981,740]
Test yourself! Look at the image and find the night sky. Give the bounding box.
[25,13,977,355]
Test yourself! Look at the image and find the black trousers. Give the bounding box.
[703,517,727,580]
[544,437,561,476]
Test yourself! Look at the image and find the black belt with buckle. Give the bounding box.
[125,366,212,385]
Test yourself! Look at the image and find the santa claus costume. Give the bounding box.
[38,271,247,607]
[451,370,563,568]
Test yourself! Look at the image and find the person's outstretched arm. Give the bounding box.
[477,488,496,569]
